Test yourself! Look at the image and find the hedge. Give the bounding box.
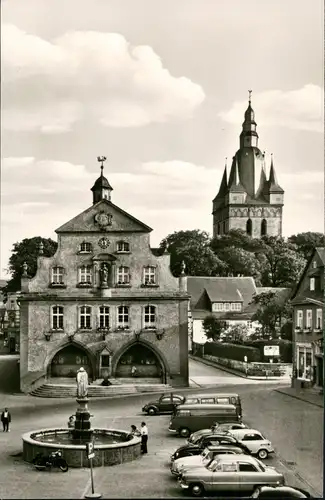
[244,340,293,363]
[203,342,261,362]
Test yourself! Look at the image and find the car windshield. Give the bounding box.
[201,448,210,458]
[255,459,266,471]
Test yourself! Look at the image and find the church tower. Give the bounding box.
[91,156,113,204]
[212,92,284,238]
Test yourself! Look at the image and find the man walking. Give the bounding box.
[140,421,148,454]
[1,408,11,432]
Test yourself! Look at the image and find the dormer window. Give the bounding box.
[310,277,315,291]
[51,266,65,287]
[117,241,130,253]
[312,261,317,269]
[79,242,92,253]
[143,266,157,285]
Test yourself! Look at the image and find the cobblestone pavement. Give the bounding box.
[0,381,322,499]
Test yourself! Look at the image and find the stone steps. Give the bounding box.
[30,383,171,398]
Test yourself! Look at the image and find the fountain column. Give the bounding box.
[71,367,94,443]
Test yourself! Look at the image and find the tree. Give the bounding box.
[160,230,226,277]
[211,229,261,254]
[202,316,227,341]
[288,232,325,260]
[222,324,250,344]
[215,246,262,283]
[2,237,58,299]
[257,236,306,287]
[250,291,292,339]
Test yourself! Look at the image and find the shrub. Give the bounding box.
[203,342,261,362]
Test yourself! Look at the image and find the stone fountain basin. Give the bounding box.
[22,428,141,468]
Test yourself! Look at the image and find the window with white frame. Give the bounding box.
[117,306,129,328]
[51,266,64,284]
[99,306,110,329]
[79,306,92,329]
[297,345,313,380]
[80,242,92,253]
[246,320,252,329]
[212,303,224,312]
[51,306,64,330]
[230,303,236,311]
[143,266,156,285]
[310,277,315,291]
[224,303,230,311]
[296,310,303,329]
[306,309,313,329]
[316,309,323,329]
[235,303,242,311]
[79,265,92,284]
[144,305,156,329]
[117,241,130,253]
[117,266,130,284]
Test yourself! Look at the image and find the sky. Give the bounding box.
[1,0,324,279]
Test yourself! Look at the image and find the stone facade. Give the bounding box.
[19,166,189,393]
[212,96,284,239]
[291,247,324,389]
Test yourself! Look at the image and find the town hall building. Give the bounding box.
[212,93,285,239]
[19,159,189,394]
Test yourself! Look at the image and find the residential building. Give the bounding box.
[291,247,324,389]
[19,161,189,394]
[212,93,284,238]
[187,276,290,344]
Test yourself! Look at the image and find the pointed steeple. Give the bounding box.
[268,154,284,193]
[91,156,113,204]
[213,159,228,200]
[239,90,259,149]
[255,151,269,199]
[228,156,246,192]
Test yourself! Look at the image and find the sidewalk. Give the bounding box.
[274,386,324,408]
[189,354,290,382]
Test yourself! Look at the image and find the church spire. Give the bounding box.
[268,154,284,193]
[228,156,245,192]
[213,158,228,200]
[255,151,268,199]
[91,156,113,204]
[239,90,259,149]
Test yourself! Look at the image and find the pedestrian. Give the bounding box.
[130,424,141,437]
[131,365,137,378]
[140,421,148,454]
[67,415,75,429]
[1,408,11,432]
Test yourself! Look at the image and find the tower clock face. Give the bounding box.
[98,237,110,249]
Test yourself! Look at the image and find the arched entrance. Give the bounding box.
[50,344,93,379]
[115,343,162,379]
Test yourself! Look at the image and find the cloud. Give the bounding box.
[2,24,205,132]
[219,85,323,133]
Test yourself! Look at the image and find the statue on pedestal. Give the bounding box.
[76,367,88,398]
[99,264,109,287]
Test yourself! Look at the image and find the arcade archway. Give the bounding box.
[49,344,94,379]
[115,343,163,379]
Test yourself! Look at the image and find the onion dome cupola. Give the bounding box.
[239,90,259,149]
[91,156,113,204]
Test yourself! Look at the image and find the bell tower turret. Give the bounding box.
[91,156,113,204]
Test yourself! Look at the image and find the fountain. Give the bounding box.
[22,367,141,468]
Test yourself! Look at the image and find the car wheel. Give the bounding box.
[179,427,190,438]
[257,449,268,459]
[147,407,157,415]
[190,483,204,497]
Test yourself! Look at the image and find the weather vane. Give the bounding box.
[97,156,107,174]
[248,89,252,103]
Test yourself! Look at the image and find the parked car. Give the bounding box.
[228,429,274,459]
[187,422,247,444]
[251,485,312,498]
[142,393,185,415]
[170,433,251,462]
[177,455,285,497]
[183,393,242,418]
[171,445,246,476]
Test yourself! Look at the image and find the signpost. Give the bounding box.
[263,345,280,357]
[84,442,102,499]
